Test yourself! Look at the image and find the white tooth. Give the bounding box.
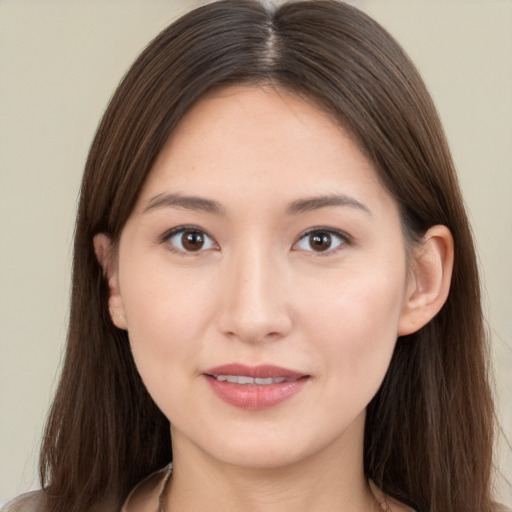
[237,376,255,385]
[214,375,291,385]
[254,377,274,385]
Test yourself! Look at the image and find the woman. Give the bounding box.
[3,0,503,511]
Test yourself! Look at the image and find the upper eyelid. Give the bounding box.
[158,226,219,256]
[292,227,352,256]
[159,225,216,243]
[296,227,352,243]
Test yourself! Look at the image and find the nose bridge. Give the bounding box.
[218,238,291,343]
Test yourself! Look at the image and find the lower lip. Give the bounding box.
[205,376,308,411]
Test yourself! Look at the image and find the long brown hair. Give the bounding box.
[39,1,497,511]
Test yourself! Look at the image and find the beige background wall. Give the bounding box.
[1,0,510,507]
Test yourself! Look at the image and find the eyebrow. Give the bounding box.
[286,194,372,216]
[144,193,225,215]
[144,192,371,216]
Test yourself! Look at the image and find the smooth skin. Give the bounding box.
[95,85,453,512]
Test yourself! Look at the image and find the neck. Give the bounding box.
[164,415,377,512]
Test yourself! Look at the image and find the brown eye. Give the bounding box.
[295,229,346,253]
[309,232,332,251]
[181,231,205,251]
[166,227,216,253]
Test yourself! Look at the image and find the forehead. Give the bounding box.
[162,84,358,162]
[135,84,391,215]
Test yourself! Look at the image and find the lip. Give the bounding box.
[203,364,309,411]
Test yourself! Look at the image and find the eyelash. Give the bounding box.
[159,225,218,256]
[159,226,351,256]
[293,227,351,256]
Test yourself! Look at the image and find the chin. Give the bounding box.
[209,444,314,470]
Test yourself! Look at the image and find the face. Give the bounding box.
[106,85,417,470]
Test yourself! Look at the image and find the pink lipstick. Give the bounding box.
[203,364,309,410]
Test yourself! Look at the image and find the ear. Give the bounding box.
[398,225,454,336]
[93,233,127,330]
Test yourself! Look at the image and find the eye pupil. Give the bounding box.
[182,231,204,251]
[310,232,331,251]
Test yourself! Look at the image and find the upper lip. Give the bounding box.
[203,364,307,379]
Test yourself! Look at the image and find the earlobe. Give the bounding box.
[93,233,128,330]
[398,225,454,336]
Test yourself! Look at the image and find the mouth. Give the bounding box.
[203,364,310,410]
[211,375,297,385]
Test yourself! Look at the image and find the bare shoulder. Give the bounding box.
[1,491,46,512]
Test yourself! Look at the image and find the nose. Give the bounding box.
[217,245,293,344]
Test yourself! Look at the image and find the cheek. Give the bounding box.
[117,255,219,401]
[300,266,406,385]
[120,246,218,332]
